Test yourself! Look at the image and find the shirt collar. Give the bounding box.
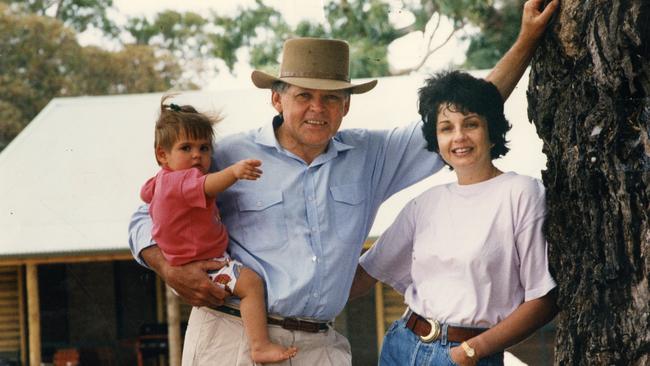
[254,120,354,164]
[254,121,280,149]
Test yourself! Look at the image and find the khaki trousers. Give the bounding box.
[182,306,352,366]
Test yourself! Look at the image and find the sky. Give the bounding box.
[78,0,472,90]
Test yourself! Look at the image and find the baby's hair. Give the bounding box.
[154,94,223,165]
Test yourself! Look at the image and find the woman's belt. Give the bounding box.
[405,311,487,343]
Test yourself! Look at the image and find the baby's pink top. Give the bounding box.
[140,167,228,266]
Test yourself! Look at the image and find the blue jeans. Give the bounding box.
[379,318,504,366]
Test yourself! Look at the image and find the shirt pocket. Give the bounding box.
[330,183,367,244]
[236,191,288,251]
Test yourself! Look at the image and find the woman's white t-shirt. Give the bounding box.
[360,172,557,328]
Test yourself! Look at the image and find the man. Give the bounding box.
[129,1,558,364]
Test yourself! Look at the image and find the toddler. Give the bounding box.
[140,96,298,363]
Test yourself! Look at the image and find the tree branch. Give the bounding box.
[390,23,462,76]
[54,0,65,19]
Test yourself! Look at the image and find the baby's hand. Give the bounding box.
[232,159,262,180]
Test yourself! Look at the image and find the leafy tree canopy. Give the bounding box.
[0,0,525,151]
[463,0,525,69]
[1,0,119,36]
[0,3,187,151]
[124,0,523,79]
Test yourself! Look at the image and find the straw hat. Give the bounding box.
[251,38,377,94]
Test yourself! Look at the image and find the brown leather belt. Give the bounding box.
[213,305,331,333]
[406,311,486,343]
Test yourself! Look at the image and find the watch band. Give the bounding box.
[461,341,476,358]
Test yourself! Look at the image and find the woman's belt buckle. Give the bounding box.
[420,318,441,343]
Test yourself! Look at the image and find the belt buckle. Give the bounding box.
[420,318,441,343]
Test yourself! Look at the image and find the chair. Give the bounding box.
[53,348,79,366]
[135,324,169,366]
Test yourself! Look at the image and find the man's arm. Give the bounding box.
[487,0,559,100]
[449,290,559,366]
[204,159,262,198]
[128,205,228,307]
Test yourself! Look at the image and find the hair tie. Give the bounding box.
[169,103,181,112]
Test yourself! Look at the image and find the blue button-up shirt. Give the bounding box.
[129,119,443,320]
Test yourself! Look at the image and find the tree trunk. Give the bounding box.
[527,1,650,364]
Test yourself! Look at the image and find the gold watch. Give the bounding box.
[461,341,476,358]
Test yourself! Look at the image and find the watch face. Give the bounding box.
[462,342,476,357]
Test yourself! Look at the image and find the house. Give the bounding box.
[0,72,552,365]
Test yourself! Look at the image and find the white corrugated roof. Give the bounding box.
[0,72,544,258]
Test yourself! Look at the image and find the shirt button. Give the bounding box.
[312,256,317,262]
[308,196,315,201]
[313,293,318,298]
[256,201,262,207]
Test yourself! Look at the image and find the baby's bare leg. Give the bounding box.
[234,268,298,363]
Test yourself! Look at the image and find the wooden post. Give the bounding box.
[26,263,41,366]
[155,275,165,322]
[166,285,182,366]
[18,266,26,366]
[374,282,385,355]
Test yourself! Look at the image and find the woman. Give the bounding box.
[350,71,558,366]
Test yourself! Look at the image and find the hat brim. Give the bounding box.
[251,70,377,94]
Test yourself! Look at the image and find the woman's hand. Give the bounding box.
[449,345,478,366]
[518,0,559,44]
[348,265,378,300]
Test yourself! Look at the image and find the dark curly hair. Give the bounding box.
[419,71,511,165]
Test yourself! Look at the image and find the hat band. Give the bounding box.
[280,71,350,82]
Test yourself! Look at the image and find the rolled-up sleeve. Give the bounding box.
[128,204,156,267]
[371,121,443,202]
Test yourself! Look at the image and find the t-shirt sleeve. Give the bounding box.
[360,199,418,294]
[515,179,557,301]
[140,176,156,203]
[180,168,208,209]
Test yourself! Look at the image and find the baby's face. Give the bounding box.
[160,136,212,174]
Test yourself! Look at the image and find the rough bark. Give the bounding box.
[527,1,650,365]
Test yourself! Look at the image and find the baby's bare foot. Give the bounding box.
[250,342,298,363]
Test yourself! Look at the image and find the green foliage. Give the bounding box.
[201,0,504,78]
[0,4,185,151]
[0,0,521,150]
[120,0,520,79]
[321,0,396,77]
[69,45,190,95]
[463,0,524,69]
[2,0,118,36]
[126,10,210,51]
[210,0,290,71]
[0,4,80,150]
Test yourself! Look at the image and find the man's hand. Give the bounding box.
[518,0,559,44]
[161,259,230,307]
[231,159,262,180]
[141,246,229,307]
